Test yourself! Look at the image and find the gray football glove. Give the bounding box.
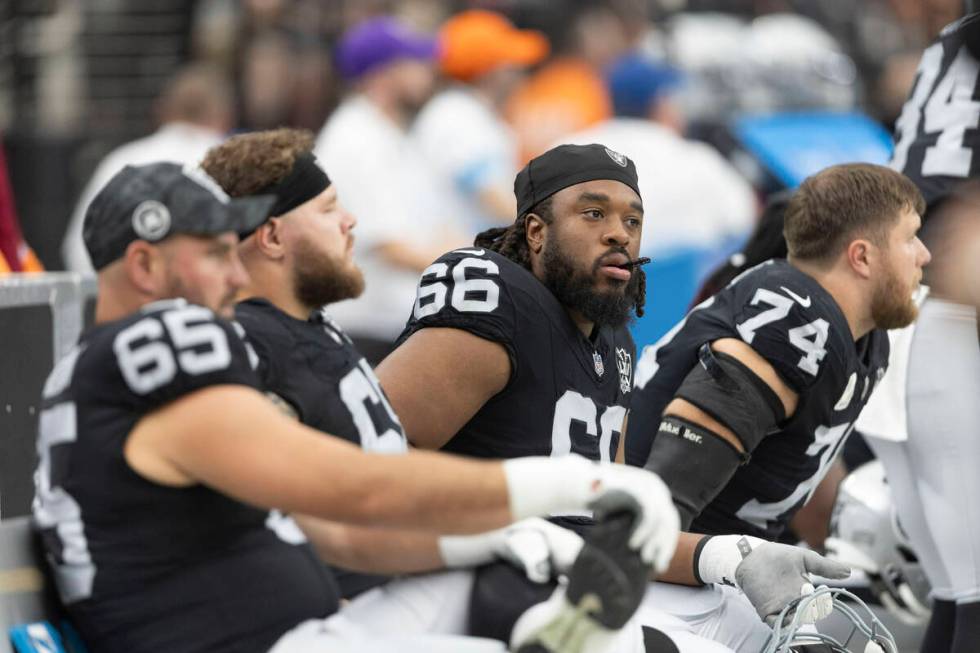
[697,534,851,624]
[737,542,851,624]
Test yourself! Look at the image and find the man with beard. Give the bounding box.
[200,131,682,653]
[375,143,733,652]
[380,143,647,464]
[203,129,396,456]
[314,16,468,363]
[33,159,684,653]
[624,162,931,651]
[205,129,401,597]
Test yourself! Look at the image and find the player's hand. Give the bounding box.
[438,517,583,584]
[736,542,851,625]
[501,455,679,572]
[589,463,681,573]
[697,534,850,625]
[494,518,584,583]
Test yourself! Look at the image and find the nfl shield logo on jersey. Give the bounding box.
[616,347,632,394]
[593,351,604,377]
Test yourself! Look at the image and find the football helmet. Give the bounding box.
[824,460,932,626]
[762,585,898,653]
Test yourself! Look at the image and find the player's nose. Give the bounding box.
[602,217,630,247]
[917,238,932,267]
[340,205,357,232]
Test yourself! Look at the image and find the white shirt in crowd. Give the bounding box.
[412,87,519,233]
[315,95,462,342]
[62,122,226,273]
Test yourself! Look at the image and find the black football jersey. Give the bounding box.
[397,248,635,462]
[234,298,408,453]
[892,12,980,208]
[33,299,338,653]
[627,260,890,540]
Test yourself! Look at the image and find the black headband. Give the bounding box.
[514,144,641,218]
[261,152,331,218]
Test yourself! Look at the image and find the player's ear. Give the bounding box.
[525,213,547,255]
[845,237,874,280]
[253,217,287,261]
[124,240,166,295]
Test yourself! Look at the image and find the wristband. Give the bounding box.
[438,529,506,569]
[695,533,764,588]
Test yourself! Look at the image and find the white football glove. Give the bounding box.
[696,535,851,625]
[439,517,584,583]
[502,455,681,573]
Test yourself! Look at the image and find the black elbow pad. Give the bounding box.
[644,415,744,530]
[674,344,785,453]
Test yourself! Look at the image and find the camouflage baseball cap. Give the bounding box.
[83,162,275,270]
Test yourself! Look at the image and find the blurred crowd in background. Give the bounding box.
[0,0,969,345]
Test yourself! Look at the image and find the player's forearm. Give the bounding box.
[294,516,444,574]
[654,531,705,586]
[152,386,514,534]
[157,389,667,538]
[302,448,514,534]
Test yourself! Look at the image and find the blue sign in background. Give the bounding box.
[734,111,894,188]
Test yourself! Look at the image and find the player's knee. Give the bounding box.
[467,561,556,643]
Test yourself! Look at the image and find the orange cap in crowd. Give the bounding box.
[440,10,549,82]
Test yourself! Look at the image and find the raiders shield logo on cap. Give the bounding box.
[132,200,172,241]
[604,147,628,167]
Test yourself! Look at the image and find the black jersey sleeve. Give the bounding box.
[94,302,260,412]
[397,248,521,368]
[729,283,834,394]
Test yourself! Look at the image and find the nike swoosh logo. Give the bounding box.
[780,286,811,308]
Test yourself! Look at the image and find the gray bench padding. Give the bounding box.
[0,517,60,653]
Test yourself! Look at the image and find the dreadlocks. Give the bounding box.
[635,258,647,318]
[473,197,647,318]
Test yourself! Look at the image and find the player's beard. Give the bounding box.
[541,237,639,329]
[292,237,365,310]
[870,265,918,330]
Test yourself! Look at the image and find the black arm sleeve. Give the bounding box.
[643,345,785,529]
[644,415,744,530]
